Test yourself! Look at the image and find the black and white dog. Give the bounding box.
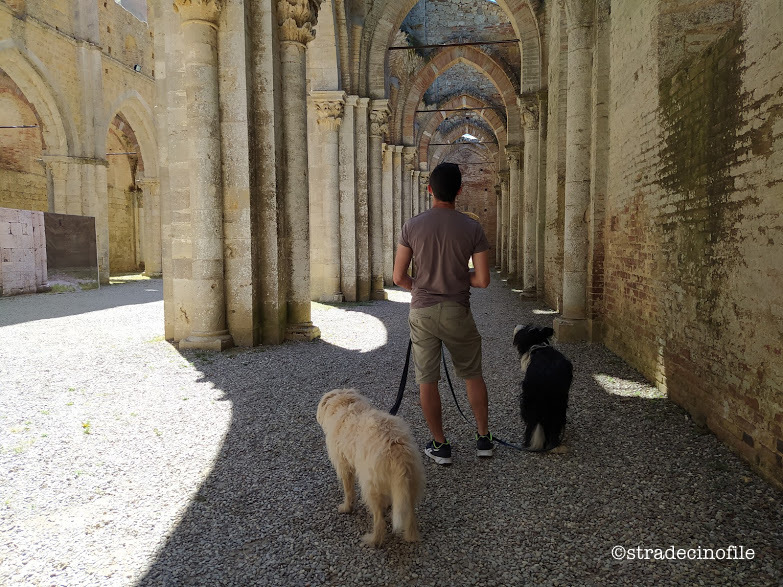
[513,324,572,451]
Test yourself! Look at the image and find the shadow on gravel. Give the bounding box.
[136,283,783,586]
[0,280,163,328]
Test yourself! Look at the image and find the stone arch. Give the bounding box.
[360,0,542,99]
[429,125,498,170]
[417,94,507,168]
[0,40,77,156]
[104,90,158,178]
[396,45,521,145]
[103,90,159,276]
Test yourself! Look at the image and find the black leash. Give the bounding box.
[390,339,532,451]
[389,339,412,416]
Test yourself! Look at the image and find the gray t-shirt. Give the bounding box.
[399,208,490,309]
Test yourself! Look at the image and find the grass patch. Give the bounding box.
[81,421,91,435]
[49,284,76,294]
[79,281,99,291]
[146,335,166,343]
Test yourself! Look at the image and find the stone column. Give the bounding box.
[401,146,416,225]
[555,0,594,342]
[412,170,420,216]
[279,0,321,340]
[311,91,345,303]
[391,145,403,256]
[174,0,232,350]
[499,169,509,275]
[381,143,394,285]
[339,94,357,302]
[520,96,539,297]
[418,171,429,215]
[354,97,371,301]
[537,90,548,299]
[369,100,389,298]
[505,145,522,282]
[495,181,502,270]
[138,177,162,277]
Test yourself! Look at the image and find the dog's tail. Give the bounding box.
[529,424,546,451]
[390,441,425,542]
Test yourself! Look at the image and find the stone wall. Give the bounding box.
[603,0,783,485]
[0,207,47,296]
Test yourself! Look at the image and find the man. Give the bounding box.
[393,162,493,466]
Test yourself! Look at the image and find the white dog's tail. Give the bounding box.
[529,424,546,451]
[390,443,425,542]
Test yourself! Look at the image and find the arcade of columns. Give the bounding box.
[155,0,595,349]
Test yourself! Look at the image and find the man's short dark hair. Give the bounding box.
[429,162,461,203]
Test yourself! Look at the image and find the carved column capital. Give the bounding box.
[505,144,523,165]
[312,94,345,131]
[419,171,430,188]
[498,169,510,183]
[278,0,321,44]
[369,100,390,139]
[173,0,222,25]
[402,146,417,168]
[518,95,539,130]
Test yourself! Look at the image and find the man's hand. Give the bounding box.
[393,244,414,290]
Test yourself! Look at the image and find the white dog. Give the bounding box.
[316,388,425,547]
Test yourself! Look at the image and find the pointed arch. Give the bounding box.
[395,45,521,145]
[104,90,158,178]
[0,40,77,156]
[360,0,542,99]
[417,94,507,167]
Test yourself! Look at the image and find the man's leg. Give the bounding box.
[420,382,446,443]
[466,376,489,436]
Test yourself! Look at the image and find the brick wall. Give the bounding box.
[0,71,47,212]
[449,150,497,266]
[604,0,783,486]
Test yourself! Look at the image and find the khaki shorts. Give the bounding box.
[408,301,483,384]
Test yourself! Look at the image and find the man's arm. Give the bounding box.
[393,244,414,290]
[469,250,490,288]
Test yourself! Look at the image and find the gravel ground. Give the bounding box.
[1,274,782,586]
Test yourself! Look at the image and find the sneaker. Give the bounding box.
[424,439,452,466]
[476,432,494,458]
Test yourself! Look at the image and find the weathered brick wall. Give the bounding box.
[0,71,47,211]
[0,207,47,296]
[604,0,783,486]
[449,150,497,266]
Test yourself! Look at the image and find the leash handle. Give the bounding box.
[389,339,412,415]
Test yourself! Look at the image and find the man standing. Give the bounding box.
[393,162,493,466]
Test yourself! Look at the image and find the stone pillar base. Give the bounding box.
[371,288,388,301]
[179,333,234,351]
[553,317,588,343]
[144,271,163,278]
[520,288,537,299]
[319,293,344,303]
[286,322,321,341]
